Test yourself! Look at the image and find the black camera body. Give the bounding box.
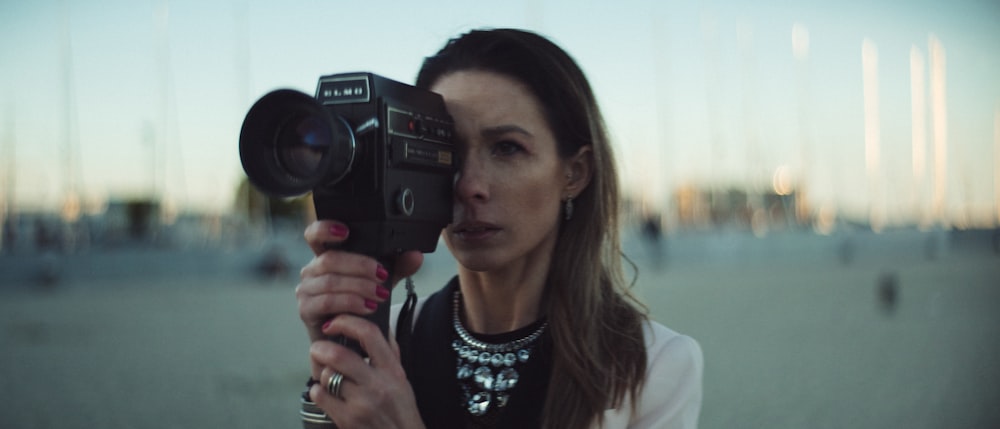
[242,73,454,427]
[240,72,455,258]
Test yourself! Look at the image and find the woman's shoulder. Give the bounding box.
[600,321,703,429]
[642,321,703,371]
[636,320,703,428]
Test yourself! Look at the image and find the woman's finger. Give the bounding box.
[309,370,348,422]
[301,250,388,283]
[318,366,364,401]
[296,272,388,303]
[304,220,351,256]
[308,330,420,428]
[320,315,403,375]
[297,283,378,328]
[310,337,377,390]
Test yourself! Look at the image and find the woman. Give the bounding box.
[296,28,702,428]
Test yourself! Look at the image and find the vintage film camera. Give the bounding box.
[239,72,455,343]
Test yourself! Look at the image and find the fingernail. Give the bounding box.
[375,265,388,282]
[364,299,378,310]
[322,319,333,331]
[376,285,390,300]
[330,224,349,238]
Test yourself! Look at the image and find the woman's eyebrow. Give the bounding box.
[480,124,533,138]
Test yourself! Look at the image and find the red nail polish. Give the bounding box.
[376,286,390,300]
[375,265,388,282]
[330,224,349,238]
[365,300,378,310]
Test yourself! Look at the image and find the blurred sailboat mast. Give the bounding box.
[792,23,812,226]
[235,0,251,110]
[738,24,756,179]
[233,0,269,231]
[995,106,1000,226]
[1,102,14,250]
[928,34,948,227]
[60,2,82,225]
[701,13,724,228]
[154,0,187,226]
[652,11,673,228]
[738,20,766,234]
[154,1,168,221]
[909,46,929,227]
[862,38,884,232]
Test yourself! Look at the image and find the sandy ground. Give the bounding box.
[1,228,998,428]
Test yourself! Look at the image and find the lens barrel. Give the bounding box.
[239,89,355,197]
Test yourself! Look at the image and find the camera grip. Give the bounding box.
[329,255,394,357]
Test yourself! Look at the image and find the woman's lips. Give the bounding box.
[452,221,501,241]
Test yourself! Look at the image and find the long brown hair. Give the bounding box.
[416,28,648,428]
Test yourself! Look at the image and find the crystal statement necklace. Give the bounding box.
[451,290,548,417]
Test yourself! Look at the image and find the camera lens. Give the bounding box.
[276,114,332,179]
[240,89,356,197]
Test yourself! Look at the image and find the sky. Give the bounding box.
[1,0,998,227]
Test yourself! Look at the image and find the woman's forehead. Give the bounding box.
[431,70,549,135]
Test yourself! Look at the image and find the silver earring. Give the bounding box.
[564,196,574,221]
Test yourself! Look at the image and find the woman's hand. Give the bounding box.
[296,220,423,342]
[296,220,426,427]
[308,315,426,429]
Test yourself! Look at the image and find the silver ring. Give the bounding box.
[327,372,344,399]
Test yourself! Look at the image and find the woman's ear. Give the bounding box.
[564,145,594,197]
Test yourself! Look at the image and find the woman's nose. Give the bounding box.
[453,155,488,202]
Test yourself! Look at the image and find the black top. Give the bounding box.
[402,277,552,429]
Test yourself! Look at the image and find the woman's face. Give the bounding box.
[431,70,571,273]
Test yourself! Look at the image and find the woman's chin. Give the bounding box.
[448,249,505,273]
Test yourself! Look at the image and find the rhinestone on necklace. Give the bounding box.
[451,291,547,417]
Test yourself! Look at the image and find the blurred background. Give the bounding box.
[1,0,998,428]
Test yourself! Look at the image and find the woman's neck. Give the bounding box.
[456,262,548,335]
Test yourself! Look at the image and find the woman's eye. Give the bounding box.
[493,140,523,156]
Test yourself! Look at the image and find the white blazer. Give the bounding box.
[596,321,703,429]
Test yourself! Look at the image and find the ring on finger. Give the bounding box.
[327,372,345,399]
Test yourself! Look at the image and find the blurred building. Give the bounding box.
[672,184,811,234]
